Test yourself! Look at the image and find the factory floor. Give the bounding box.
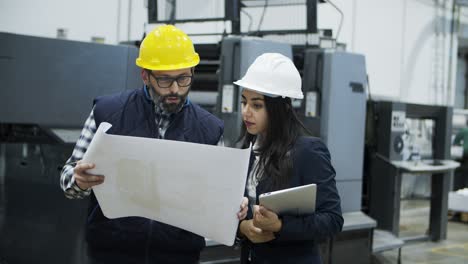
[373,200,468,264]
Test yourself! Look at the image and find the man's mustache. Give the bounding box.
[162,93,183,100]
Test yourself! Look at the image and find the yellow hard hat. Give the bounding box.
[136,25,200,71]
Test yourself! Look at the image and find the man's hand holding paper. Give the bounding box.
[81,122,251,246]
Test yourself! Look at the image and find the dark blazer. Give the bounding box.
[241,137,343,264]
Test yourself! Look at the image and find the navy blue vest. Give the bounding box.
[86,87,223,263]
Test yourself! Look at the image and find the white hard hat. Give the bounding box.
[234,53,303,99]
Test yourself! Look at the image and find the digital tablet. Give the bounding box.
[258,183,316,215]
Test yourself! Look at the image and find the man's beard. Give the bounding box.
[148,85,189,113]
[161,93,187,113]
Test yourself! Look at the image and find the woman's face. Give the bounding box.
[241,89,268,136]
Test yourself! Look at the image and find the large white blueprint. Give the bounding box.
[82,122,251,246]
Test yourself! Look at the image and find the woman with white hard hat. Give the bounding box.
[235,53,343,264]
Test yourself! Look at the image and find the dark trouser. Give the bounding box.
[454,157,468,190]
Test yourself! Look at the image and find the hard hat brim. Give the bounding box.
[233,80,304,100]
[136,57,200,71]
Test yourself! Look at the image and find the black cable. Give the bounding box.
[241,9,253,33]
[256,0,268,35]
[167,0,176,23]
[323,0,344,41]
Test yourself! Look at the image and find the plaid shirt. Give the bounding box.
[60,100,218,199]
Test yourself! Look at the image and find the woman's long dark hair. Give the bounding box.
[239,96,311,191]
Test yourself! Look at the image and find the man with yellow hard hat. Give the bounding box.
[60,25,248,263]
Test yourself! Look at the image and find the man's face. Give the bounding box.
[143,68,193,113]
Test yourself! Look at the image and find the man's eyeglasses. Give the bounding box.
[149,72,194,88]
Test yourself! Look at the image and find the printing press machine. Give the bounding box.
[0,32,141,263]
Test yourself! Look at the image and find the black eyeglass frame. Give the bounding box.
[147,71,194,88]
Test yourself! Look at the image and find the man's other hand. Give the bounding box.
[73,160,105,190]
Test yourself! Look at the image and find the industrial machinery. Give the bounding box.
[365,101,458,242]
[299,49,378,263]
[0,32,141,263]
[301,49,368,213]
[147,0,320,36]
[0,32,141,143]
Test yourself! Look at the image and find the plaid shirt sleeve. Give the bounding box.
[60,108,97,199]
